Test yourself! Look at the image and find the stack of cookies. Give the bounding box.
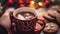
[43,9,59,22]
[42,5,60,34]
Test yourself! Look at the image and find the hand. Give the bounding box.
[0,8,15,34]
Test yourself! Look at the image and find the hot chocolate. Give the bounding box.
[16,12,35,20]
[10,7,46,34]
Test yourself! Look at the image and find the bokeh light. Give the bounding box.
[30,1,35,4]
[38,2,44,7]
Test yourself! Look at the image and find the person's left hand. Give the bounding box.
[0,8,15,34]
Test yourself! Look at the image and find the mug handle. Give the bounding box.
[10,11,16,34]
[34,17,46,32]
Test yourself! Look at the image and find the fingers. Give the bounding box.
[4,8,15,16]
[12,22,16,31]
[5,8,15,12]
[0,14,11,30]
[0,8,15,30]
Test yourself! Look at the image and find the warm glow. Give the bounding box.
[38,2,44,6]
[31,1,35,4]
[29,4,35,9]
[51,0,55,2]
[29,1,36,9]
[0,6,3,9]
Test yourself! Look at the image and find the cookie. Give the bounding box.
[49,5,59,10]
[57,8,60,13]
[43,23,59,34]
[43,12,55,21]
[47,9,59,18]
[56,14,60,24]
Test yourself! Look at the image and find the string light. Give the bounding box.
[38,2,44,7]
[30,1,35,4]
[29,0,36,9]
[51,0,55,2]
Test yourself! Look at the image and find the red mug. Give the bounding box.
[10,7,46,34]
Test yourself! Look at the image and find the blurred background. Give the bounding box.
[0,0,60,17]
[0,0,60,34]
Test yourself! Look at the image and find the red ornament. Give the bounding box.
[19,0,24,4]
[44,0,49,6]
[8,0,13,4]
[26,0,30,4]
[20,4,25,7]
[19,0,25,7]
[45,0,49,4]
